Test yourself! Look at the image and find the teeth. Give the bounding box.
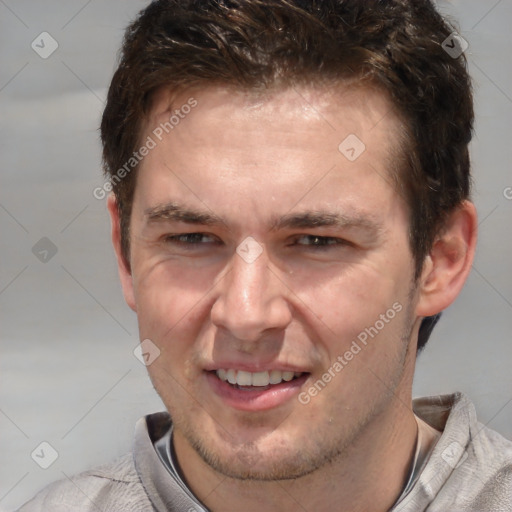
[252,371,270,386]
[215,369,304,387]
[269,369,282,384]
[237,370,252,386]
[227,369,237,385]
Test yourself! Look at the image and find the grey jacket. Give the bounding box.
[18,393,512,511]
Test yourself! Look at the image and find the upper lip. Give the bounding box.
[203,362,311,373]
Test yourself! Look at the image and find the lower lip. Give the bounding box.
[205,371,309,412]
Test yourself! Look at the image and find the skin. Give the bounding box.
[108,84,477,511]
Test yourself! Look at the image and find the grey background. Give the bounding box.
[0,0,511,510]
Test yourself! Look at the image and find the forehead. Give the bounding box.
[135,83,406,228]
[146,81,400,143]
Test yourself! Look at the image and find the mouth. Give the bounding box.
[205,368,310,411]
[214,368,305,391]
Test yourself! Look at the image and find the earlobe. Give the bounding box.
[416,201,477,317]
[107,194,137,312]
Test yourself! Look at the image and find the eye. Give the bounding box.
[293,235,350,249]
[164,233,218,245]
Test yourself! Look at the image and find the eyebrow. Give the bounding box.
[144,203,223,226]
[269,211,383,235]
[144,203,383,236]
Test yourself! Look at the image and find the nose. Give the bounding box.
[210,243,292,343]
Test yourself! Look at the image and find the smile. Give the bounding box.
[206,368,309,411]
[215,369,304,388]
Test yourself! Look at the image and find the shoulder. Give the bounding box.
[447,414,512,510]
[17,453,154,512]
[408,393,512,511]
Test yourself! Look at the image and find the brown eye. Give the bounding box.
[165,233,216,244]
[294,235,348,248]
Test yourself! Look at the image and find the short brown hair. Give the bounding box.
[101,0,474,351]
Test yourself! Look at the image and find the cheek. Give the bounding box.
[131,256,218,351]
[292,261,406,336]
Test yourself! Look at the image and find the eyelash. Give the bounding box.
[164,233,349,249]
[292,235,348,248]
[164,233,218,245]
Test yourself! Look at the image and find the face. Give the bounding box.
[120,84,422,480]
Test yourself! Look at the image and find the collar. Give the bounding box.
[133,392,474,512]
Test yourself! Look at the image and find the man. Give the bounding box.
[19,0,512,511]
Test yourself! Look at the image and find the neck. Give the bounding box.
[174,390,418,512]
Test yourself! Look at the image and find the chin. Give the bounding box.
[196,442,323,481]
[181,420,351,482]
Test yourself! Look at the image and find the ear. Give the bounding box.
[107,194,137,312]
[416,200,477,317]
